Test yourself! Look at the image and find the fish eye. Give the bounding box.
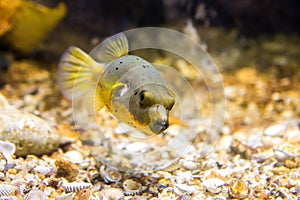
[139,90,153,107]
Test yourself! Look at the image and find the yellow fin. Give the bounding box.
[58,46,105,110]
[169,115,189,127]
[90,33,129,63]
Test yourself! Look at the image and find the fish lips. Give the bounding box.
[148,104,170,134]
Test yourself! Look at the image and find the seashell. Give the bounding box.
[125,142,149,153]
[25,189,46,200]
[55,193,75,200]
[176,193,190,200]
[273,143,300,162]
[87,166,102,184]
[175,171,193,184]
[0,140,15,165]
[191,191,206,200]
[229,180,249,198]
[42,177,61,188]
[0,196,18,200]
[0,140,15,156]
[64,150,84,164]
[62,182,92,193]
[230,139,257,159]
[202,178,225,194]
[174,184,198,194]
[122,179,143,195]
[95,188,124,200]
[181,160,197,171]
[73,188,91,200]
[0,184,19,197]
[100,166,122,183]
[290,186,300,195]
[0,105,74,157]
[264,124,286,136]
[33,165,52,176]
[277,187,294,199]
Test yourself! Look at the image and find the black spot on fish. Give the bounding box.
[114,109,118,113]
[136,58,139,60]
[119,61,123,64]
[134,90,138,95]
[115,67,119,70]
[142,65,146,68]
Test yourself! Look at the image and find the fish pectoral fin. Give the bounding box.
[58,46,104,100]
[111,83,129,98]
[90,33,129,63]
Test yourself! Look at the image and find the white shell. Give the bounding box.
[62,182,92,193]
[95,188,124,200]
[174,184,198,194]
[264,124,286,136]
[55,193,75,200]
[0,140,15,155]
[33,166,52,176]
[64,150,84,164]
[125,142,149,153]
[100,166,122,183]
[25,189,46,200]
[203,178,225,194]
[0,184,19,197]
[0,197,19,200]
[123,179,143,195]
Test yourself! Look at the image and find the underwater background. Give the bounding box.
[0,0,300,199]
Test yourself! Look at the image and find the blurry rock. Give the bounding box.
[0,92,75,156]
[5,61,50,84]
[236,67,257,84]
[55,158,79,182]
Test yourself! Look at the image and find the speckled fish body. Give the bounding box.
[58,33,175,135]
[101,55,174,134]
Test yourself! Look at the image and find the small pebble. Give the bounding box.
[55,158,79,182]
[203,178,225,194]
[64,150,84,164]
[174,184,198,194]
[264,124,286,136]
[182,160,197,170]
[7,168,17,175]
[125,142,149,153]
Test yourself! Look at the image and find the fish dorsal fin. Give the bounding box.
[90,33,129,63]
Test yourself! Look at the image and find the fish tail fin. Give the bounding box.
[58,46,104,111]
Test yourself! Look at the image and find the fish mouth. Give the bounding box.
[151,120,169,134]
[148,104,169,134]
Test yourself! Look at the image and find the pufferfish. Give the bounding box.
[58,33,175,135]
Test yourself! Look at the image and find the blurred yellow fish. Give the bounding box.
[58,33,175,135]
